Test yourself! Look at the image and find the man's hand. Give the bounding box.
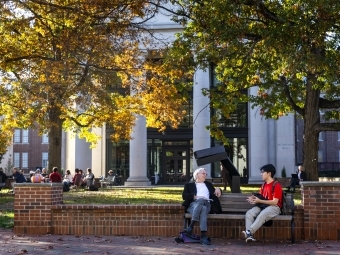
[214,187,222,197]
[246,195,259,204]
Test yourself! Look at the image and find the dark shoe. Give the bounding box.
[183,227,193,236]
[200,236,211,245]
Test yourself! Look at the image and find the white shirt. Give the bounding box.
[196,182,209,199]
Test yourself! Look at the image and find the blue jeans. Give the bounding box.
[187,198,211,232]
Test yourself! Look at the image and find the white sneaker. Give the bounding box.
[241,230,248,240]
[246,235,256,243]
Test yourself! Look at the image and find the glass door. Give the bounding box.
[163,147,189,184]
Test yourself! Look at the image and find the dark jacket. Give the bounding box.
[13,172,26,183]
[299,171,307,181]
[0,171,7,183]
[182,181,222,214]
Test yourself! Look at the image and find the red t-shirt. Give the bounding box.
[260,181,283,208]
[49,172,62,182]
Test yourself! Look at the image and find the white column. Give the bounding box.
[276,114,296,177]
[268,119,277,166]
[125,114,151,186]
[193,67,211,176]
[248,86,269,184]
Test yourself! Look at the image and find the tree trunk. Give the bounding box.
[302,77,320,181]
[48,107,63,174]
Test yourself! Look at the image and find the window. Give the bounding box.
[22,153,28,168]
[42,152,48,168]
[22,130,29,143]
[42,133,49,144]
[14,129,21,143]
[14,153,20,167]
[318,150,323,162]
[318,132,323,141]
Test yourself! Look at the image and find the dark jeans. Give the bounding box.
[289,178,299,189]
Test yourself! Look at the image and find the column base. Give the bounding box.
[124,181,151,186]
[125,176,151,186]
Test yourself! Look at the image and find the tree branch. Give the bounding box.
[280,75,304,115]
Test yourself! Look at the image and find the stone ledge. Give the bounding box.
[14,183,63,187]
[301,182,340,187]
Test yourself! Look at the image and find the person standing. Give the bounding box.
[0,168,8,191]
[182,168,222,245]
[49,167,62,183]
[241,164,283,243]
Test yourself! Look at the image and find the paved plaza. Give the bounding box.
[1,228,340,255]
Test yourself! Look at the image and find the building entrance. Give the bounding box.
[162,147,190,184]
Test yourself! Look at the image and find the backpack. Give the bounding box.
[89,185,98,191]
[260,181,287,215]
[174,232,210,243]
[63,184,70,192]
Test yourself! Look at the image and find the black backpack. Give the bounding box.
[63,183,70,192]
[89,185,98,191]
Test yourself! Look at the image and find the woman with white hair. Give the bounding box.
[182,168,222,245]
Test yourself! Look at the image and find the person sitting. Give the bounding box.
[286,165,307,193]
[41,168,48,178]
[182,168,222,245]
[84,168,94,188]
[31,169,44,183]
[241,164,283,243]
[26,170,35,183]
[0,168,7,191]
[11,167,27,192]
[71,168,83,189]
[100,170,115,188]
[63,170,73,186]
[49,167,62,183]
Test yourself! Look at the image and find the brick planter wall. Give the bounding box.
[301,182,340,240]
[13,184,308,240]
[50,204,301,240]
[14,183,63,235]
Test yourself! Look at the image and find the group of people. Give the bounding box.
[182,164,305,245]
[6,167,121,192]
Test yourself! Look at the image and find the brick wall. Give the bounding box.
[14,183,63,234]
[301,182,340,240]
[13,183,302,240]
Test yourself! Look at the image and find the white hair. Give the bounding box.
[193,168,206,181]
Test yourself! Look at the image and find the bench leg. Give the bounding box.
[291,219,295,243]
[183,217,191,230]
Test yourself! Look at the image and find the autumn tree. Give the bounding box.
[0,0,187,171]
[162,0,340,181]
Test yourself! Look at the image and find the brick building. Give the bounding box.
[11,128,49,173]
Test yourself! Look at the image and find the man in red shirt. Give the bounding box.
[241,164,283,243]
[49,167,62,183]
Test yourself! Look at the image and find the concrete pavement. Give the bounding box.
[1,228,340,255]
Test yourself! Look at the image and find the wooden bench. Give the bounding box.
[183,193,295,242]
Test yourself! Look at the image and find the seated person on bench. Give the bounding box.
[241,164,283,243]
[182,168,222,245]
[286,165,306,192]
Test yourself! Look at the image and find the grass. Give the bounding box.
[0,186,302,229]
